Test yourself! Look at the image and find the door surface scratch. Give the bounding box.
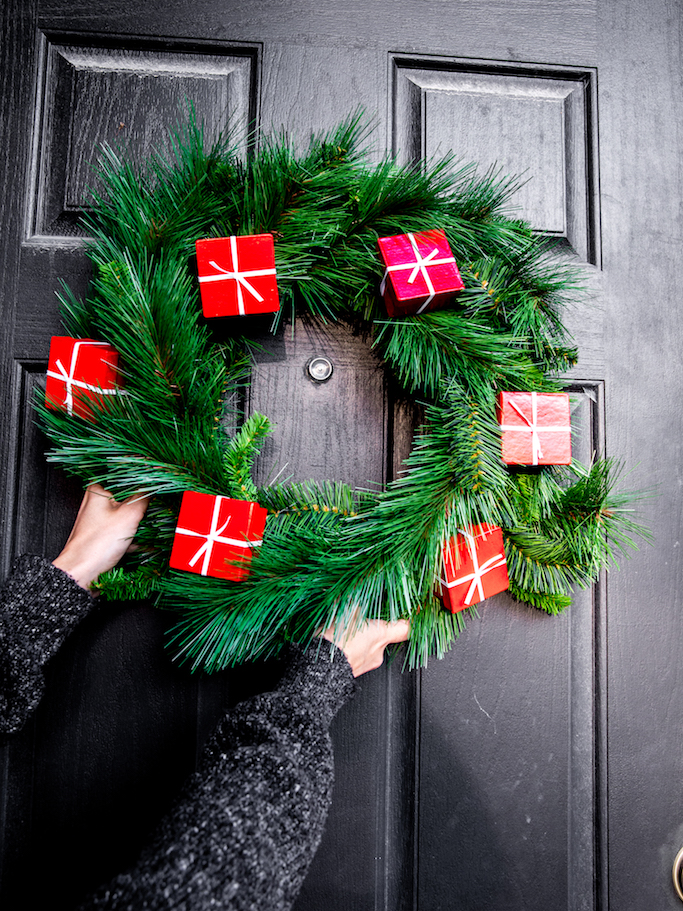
[473,692,497,734]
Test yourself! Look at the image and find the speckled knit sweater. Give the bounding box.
[0,555,356,910]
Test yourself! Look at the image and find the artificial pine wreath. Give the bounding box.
[37,114,645,671]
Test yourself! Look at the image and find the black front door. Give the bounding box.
[0,2,678,909]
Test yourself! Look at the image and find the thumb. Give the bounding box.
[381,619,411,644]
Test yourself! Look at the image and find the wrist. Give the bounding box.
[52,550,100,591]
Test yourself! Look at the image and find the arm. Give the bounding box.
[0,485,147,734]
[79,624,410,911]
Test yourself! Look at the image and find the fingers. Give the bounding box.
[85,484,149,516]
[82,485,150,536]
[320,615,411,677]
[380,618,411,645]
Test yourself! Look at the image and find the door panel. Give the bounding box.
[250,321,388,488]
[248,318,408,911]
[392,58,598,263]
[29,35,256,240]
[1,2,679,910]
[417,388,604,911]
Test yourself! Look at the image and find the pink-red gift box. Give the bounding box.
[196,234,280,318]
[441,523,509,613]
[45,336,121,420]
[497,391,571,466]
[377,229,464,317]
[169,491,268,582]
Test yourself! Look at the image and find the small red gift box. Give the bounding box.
[169,491,268,581]
[441,524,509,612]
[377,229,464,317]
[45,336,121,419]
[196,234,280,318]
[497,391,571,466]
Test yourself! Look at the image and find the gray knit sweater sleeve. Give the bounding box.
[0,554,94,734]
[0,554,357,909]
[79,644,357,911]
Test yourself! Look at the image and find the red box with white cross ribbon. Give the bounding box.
[45,336,121,420]
[441,523,509,612]
[497,391,571,466]
[377,229,464,317]
[169,491,268,582]
[196,234,280,318]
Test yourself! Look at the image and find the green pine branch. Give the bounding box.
[373,311,551,400]
[223,413,273,501]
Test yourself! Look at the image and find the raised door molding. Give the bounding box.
[391,56,599,264]
[26,32,259,245]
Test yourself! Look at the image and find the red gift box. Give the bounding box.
[377,229,464,317]
[441,523,509,612]
[196,234,280,318]
[169,491,268,581]
[497,391,571,466]
[45,336,121,419]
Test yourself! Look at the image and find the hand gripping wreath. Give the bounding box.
[38,114,645,671]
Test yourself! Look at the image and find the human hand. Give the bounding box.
[52,484,149,591]
[320,614,411,677]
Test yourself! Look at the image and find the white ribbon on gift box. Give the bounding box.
[499,391,569,465]
[379,232,456,313]
[46,340,119,416]
[198,236,277,316]
[443,528,507,607]
[175,495,262,577]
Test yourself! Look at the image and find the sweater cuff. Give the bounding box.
[277,642,357,727]
[2,555,94,661]
[0,555,94,735]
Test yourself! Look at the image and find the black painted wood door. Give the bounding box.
[0,2,679,909]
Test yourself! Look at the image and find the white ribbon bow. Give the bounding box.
[199,236,277,315]
[175,495,262,576]
[46,340,119,415]
[499,392,569,465]
[444,528,507,607]
[380,232,456,313]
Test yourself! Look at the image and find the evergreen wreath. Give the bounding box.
[37,113,646,671]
